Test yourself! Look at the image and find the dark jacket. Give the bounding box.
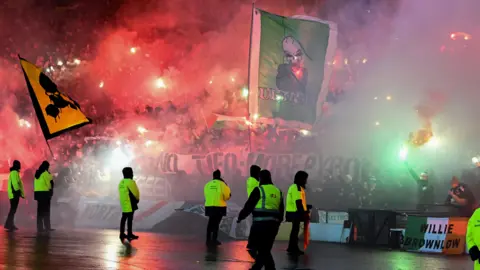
[406,166,434,206]
[446,183,477,217]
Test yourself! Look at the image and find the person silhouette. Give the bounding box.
[118,167,140,243]
[4,160,25,231]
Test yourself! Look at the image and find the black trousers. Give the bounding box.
[4,197,20,229]
[206,215,222,242]
[247,217,257,250]
[37,198,51,231]
[288,220,301,251]
[120,212,134,236]
[250,221,280,270]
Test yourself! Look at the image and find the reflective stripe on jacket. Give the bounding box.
[253,184,282,222]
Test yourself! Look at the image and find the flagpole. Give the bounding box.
[45,139,54,157]
[35,116,55,157]
[32,115,54,157]
[199,110,212,153]
[200,109,210,133]
[247,0,256,153]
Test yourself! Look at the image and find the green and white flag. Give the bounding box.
[248,9,337,129]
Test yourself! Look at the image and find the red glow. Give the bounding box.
[0,1,319,163]
[450,32,471,41]
[292,66,303,79]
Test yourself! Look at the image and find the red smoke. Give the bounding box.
[0,0,314,165]
[416,90,447,128]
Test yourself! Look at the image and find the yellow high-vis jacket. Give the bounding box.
[118,178,140,213]
[467,208,480,270]
[7,170,24,199]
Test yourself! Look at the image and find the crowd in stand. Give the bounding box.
[4,1,480,224]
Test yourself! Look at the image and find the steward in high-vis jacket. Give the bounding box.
[34,161,54,232]
[204,169,231,246]
[4,160,25,231]
[247,165,261,197]
[118,167,140,242]
[467,208,480,270]
[238,169,284,270]
[246,165,261,251]
[286,170,309,255]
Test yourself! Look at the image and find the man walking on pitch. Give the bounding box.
[4,160,25,231]
[238,169,283,270]
[118,167,140,243]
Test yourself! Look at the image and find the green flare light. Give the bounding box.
[399,146,408,161]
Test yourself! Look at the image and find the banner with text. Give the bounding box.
[318,211,348,224]
[403,216,467,254]
[134,152,376,185]
[136,151,324,179]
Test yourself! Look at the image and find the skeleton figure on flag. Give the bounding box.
[276,36,309,94]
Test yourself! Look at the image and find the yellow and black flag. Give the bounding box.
[19,56,91,140]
